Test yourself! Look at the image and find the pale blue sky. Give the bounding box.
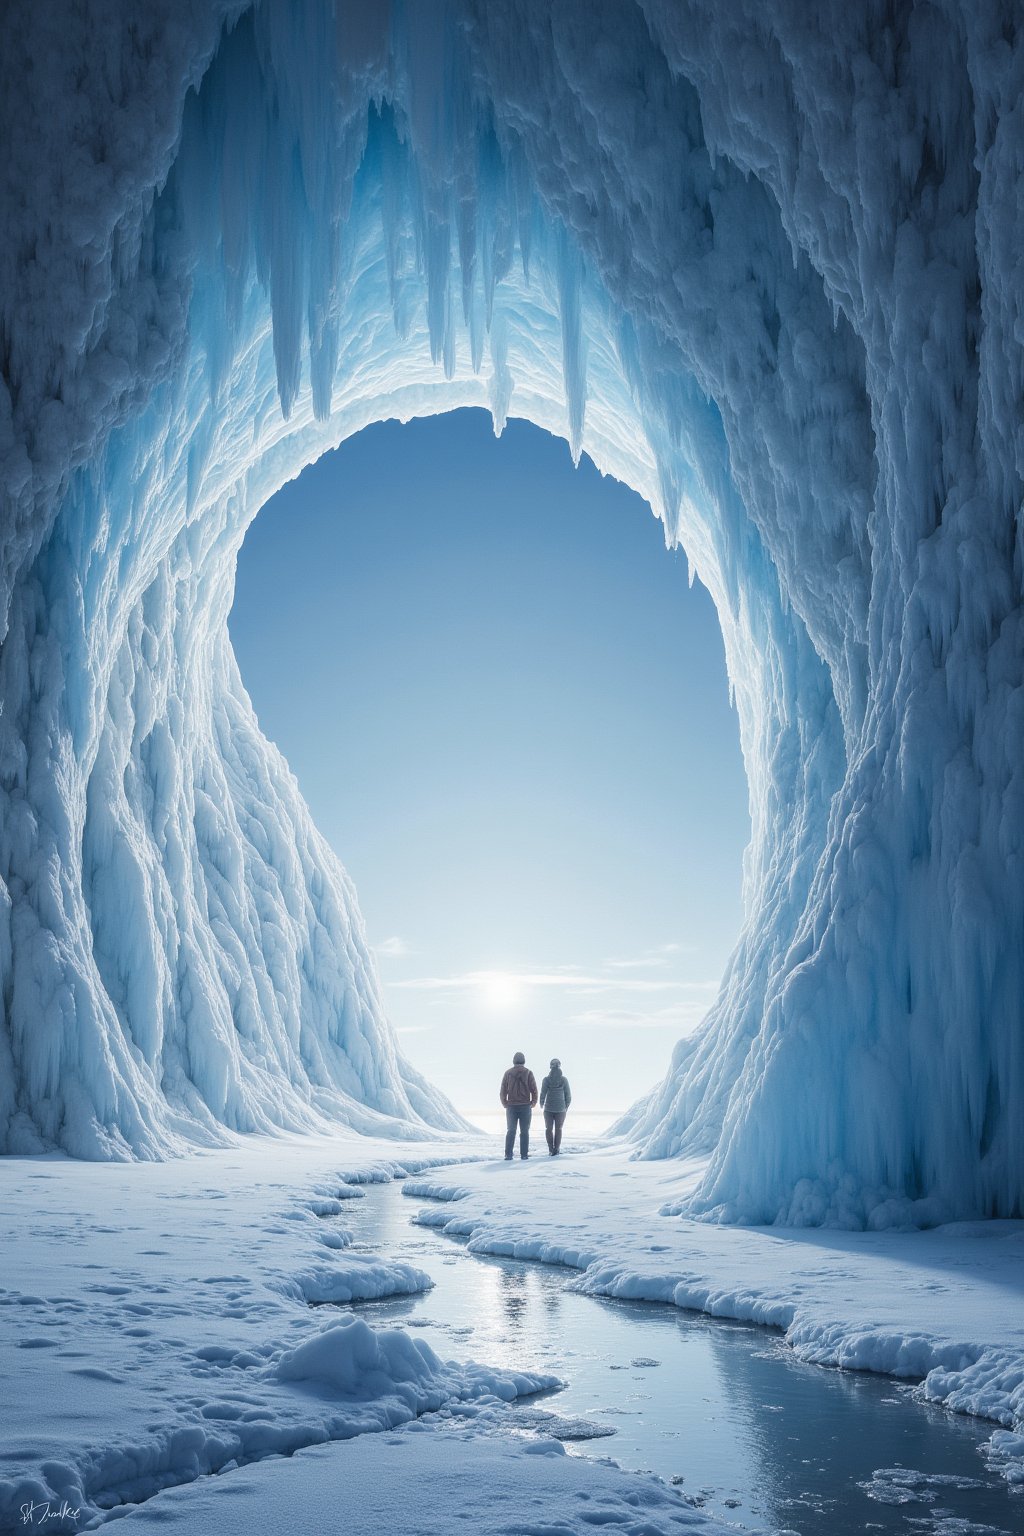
[229,409,749,1122]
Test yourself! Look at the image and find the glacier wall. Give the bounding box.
[0,0,1021,1222]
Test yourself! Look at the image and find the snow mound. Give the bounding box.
[285,1257,434,1306]
[402,1179,471,1202]
[306,1196,359,1216]
[275,1313,556,1406]
[273,1313,448,1396]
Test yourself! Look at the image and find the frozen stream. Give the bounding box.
[321,1177,1021,1536]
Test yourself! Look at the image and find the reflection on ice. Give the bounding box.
[333,1182,1022,1536]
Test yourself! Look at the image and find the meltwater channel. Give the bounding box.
[312,1172,1022,1536]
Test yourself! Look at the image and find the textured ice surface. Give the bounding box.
[859,1467,987,1507]
[0,2,1022,1224]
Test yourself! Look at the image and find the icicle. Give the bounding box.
[556,225,587,465]
[423,214,451,368]
[488,311,512,436]
[508,139,534,282]
[469,284,485,375]
[656,457,683,549]
[478,122,513,328]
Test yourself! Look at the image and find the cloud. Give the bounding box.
[603,957,668,971]
[395,1023,433,1036]
[388,968,717,997]
[603,942,693,970]
[373,936,410,958]
[564,1000,710,1032]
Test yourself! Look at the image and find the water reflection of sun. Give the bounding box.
[474,1257,555,1364]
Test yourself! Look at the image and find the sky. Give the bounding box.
[229,409,749,1125]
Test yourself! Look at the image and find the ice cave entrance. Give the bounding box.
[229,408,749,1127]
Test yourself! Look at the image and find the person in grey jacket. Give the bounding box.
[539,1058,571,1155]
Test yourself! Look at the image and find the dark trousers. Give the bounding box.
[544,1110,566,1153]
[504,1104,532,1159]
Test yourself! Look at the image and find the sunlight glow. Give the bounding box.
[478,972,523,1012]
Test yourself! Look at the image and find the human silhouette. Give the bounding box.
[499,1051,538,1159]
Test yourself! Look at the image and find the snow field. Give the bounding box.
[107,1429,744,1536]
[6,1136,1024,1531]
[0,1138,569,1532]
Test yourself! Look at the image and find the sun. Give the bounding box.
[479,972,523,1012]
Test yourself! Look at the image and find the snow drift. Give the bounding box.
[0,1,1021,1223]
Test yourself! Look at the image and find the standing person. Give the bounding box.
[539,1058,571,1155]
[500,1051,538,1160]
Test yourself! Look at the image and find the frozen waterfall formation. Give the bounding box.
[1,2,1021,1222]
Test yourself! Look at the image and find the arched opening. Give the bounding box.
[229,408,750,1127]
[1,13,822,1182]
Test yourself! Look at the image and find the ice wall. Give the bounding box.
[0,1,1020,1221]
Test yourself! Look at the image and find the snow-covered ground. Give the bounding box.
[109,1431,720,1536]
[0,1135,751,1535]
[2,1135,1022,1534]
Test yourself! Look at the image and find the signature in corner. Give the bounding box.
[20,1500,82,1526]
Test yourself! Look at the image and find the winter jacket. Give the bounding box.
[500,1065,538,1106]
[539,1072,571,1114]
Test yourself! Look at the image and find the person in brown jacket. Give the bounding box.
[500,1051,538,1160]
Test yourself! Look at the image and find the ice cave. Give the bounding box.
[1,0,1022,1231]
